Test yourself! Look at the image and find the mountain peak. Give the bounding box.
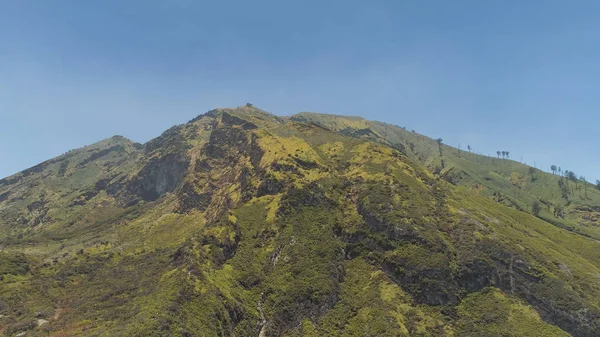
[107,134,133,143]
[210,104,273,117]
[191,105,284,129]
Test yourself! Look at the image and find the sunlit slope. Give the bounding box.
[292,112,600,240]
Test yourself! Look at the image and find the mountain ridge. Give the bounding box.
[1,106,599,336]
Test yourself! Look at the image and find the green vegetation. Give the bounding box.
[0,106,599,336]
[293,112,600,241]
[455,288,570,337]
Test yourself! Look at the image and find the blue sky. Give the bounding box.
[1,0,599,181]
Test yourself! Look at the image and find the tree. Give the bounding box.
[467,145,472,153]
[436,138,443,156]
[581,176,588,198]
[558,167,562,175]
[505,151,510,159]
[496,151,501,158]
[550,165,557,175]
[501,151,506,159]
[528,167,536,182]
[558,178,569,201]
[568,171,578,185]
[567,171,576,180]
[565,170,577,194]
[596,179,600,190]
[532,200,541,217]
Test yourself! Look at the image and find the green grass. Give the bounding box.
[294,112,600,241]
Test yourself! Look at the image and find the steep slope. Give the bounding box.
[0,106,599,337]
[291,112,600,240]
[0,136,142,244]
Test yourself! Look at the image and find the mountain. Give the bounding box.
[1,105,599,337]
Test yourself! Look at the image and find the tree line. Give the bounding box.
[435,139,597,194]
[549,165,597,200]
[496,151,510,159]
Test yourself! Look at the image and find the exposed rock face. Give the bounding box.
[175,111,267,216]
[177,182,213,213]
[76,145,125,168]
[126,153,189,203]
[144,124,190,154]
[221,112,258,130]
[206,120,257,159]
[257,173,284,197]
[26,200,50,226]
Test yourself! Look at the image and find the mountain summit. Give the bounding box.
[1,106,599,336]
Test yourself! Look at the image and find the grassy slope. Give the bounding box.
[0,136,142,246]
[291,112,600,240]
[0,107,598,336]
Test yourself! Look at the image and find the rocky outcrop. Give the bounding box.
[123,153,189,204]
[221,112,258,130]
[176,182,213,213]
[75,145,125,168]
[256,173,284,197]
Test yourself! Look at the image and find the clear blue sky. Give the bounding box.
[1,1,599,181]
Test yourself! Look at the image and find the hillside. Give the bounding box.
[1,106,600,337]
[292,112,600,240]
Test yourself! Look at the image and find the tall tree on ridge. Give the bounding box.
[529,167,536,182]
[566,170,577,194]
